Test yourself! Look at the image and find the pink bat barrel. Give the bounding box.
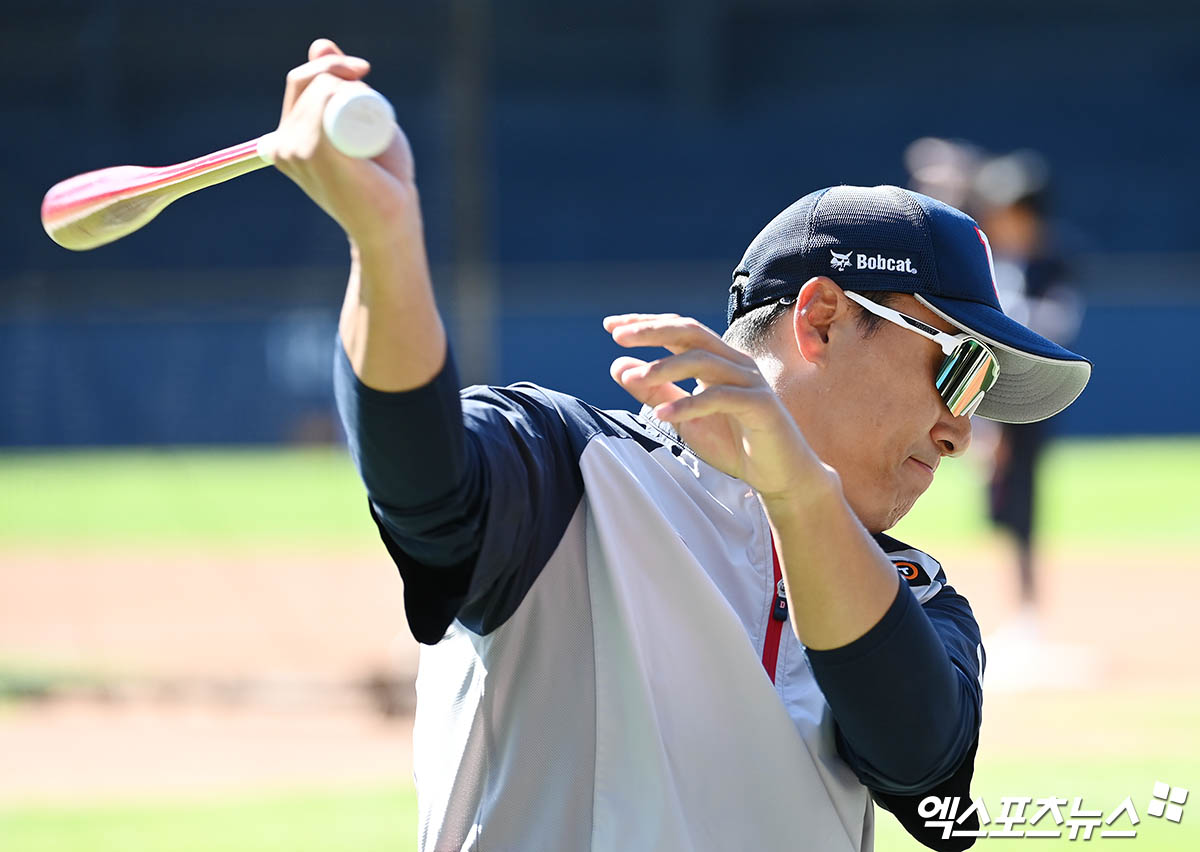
[41,139,269,251]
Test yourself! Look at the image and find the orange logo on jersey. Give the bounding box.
[894,561,922,581]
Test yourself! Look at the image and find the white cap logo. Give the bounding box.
[833,250,919,275]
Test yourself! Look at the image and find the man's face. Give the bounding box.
[772,291,974,533]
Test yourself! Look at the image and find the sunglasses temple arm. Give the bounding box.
[899,315,960,355]
[844,291,966,355]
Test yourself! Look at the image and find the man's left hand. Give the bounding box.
[604,313,828,503]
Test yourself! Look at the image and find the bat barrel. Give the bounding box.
[40,89,396,251]
[41,139,269,251]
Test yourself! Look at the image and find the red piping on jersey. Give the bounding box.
[761,535,785,684]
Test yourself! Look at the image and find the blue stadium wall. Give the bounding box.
[3,1,1197,445]
[2,282,1194,445]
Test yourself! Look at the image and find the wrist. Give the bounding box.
[758,462,843,524]
[347,184,424,258]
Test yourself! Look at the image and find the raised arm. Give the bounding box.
[268,41,606,645]
[264,38,446,391]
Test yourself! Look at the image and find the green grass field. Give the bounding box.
[1,438,1198,548]
[1,438,1197,850]
[0,786,419,852]
[2,755,1196,851]
[0,448,374,547]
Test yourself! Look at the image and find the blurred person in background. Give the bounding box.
[904,137,986,214]
[906,141,1087,685]
[973,151,1084,634]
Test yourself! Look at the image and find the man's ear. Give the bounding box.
[792,277,844,365]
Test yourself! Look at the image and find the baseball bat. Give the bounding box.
[41,89,395,252]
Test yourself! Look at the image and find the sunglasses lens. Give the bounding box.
[936,339,998,417]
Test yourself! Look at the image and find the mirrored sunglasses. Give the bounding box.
[842,291,1000,418]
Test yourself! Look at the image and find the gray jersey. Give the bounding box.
[337,354,984,852]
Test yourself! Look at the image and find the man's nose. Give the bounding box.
[932,407,973,457]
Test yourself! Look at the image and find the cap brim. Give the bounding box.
[916,294,1092,424]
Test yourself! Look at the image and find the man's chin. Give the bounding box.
[873,492,921,534]
[844,483,921,535]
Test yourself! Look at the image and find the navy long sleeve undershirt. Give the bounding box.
[333,341,472,557]
[333,337,981,843]
[807,576,982,792]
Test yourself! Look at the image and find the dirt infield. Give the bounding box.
[0,545,418,681]
[0,701,412,801]
[2,540,1197,802]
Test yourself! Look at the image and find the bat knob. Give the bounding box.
[322,89,396,159]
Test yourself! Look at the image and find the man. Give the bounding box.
[268,41,1091,852]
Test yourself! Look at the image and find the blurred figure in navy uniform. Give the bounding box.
[904,137,986,214]
[906,141,1090,687]
[972,151,1084,622]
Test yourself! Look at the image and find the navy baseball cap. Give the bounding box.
[727,185,1091,424]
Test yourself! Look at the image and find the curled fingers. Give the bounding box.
[628,348,761,391]
[655,384,773,423]
[607,314,756,367]
[281,53,371,122]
